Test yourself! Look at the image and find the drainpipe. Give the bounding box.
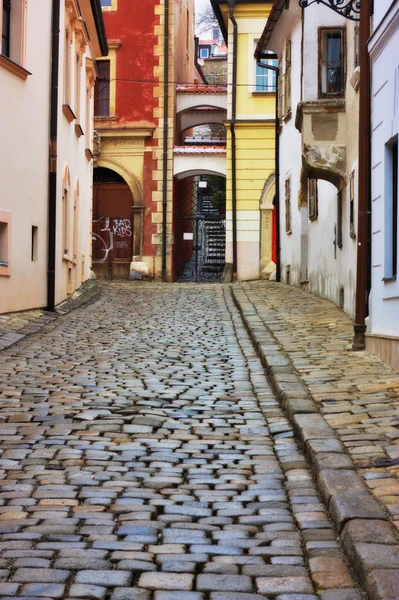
[353,0,371,350]
[228,0,238,280]
[257,54,280,282]
[161,0,169,282]
[47,0,60,311]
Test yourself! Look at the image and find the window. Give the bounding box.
[62,167,71,258]
[385,138,398,279]
[284,39,291,114]
[31,226,38,262]
[0,221,9,266]
[100,0,117,11]
[94,60,110,117]
[308,179,318,220]
[2,0,11,57]
[75,54,81,120]
[349,170,356,238]
[255,52,278,93]
[319,29,345,96]
[1,0,25,65]
[285,177,291,234]
[337,191,343,249]
[0,209,11,276]
[73,181,79,263]
[64,28,71,105]
[199,48,209,59]
[353,26,360,69]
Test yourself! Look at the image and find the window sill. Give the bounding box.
[75,123,84,138]
[94,115,116,120]
[0,263,11,277]
[252,91,275,96]
[0,54,31,80]
[382,276,397,283]
[63,104,76,123]
[85,148,93,160]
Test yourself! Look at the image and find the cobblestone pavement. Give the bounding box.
[0,282,362,600]
[236,282,399,528]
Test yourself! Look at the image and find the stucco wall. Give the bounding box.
[0,4,51,313]
[275,4,358,317]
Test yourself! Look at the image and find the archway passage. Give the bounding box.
[92,167,134,280]
[173,175,226,283]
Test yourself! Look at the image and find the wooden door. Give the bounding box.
[92,182,133,280]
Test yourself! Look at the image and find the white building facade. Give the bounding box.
[0,0,107,314]
[367,0,399,370]
[256,0,360,318]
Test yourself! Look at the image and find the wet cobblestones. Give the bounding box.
[0,283,361,599]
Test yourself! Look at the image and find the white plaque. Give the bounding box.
[183,233,193,240]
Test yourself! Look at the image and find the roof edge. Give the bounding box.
[90,0,108,56]
[254,0,286,59]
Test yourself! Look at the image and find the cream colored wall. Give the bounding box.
[0,2,51,313]
[54,3,99,305]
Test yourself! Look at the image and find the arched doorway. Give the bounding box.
[173,174,226,282]
[92,167,134,280]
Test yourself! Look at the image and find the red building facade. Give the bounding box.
[92,0,195,280]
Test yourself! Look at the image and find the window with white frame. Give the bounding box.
[255,50,278,93]
[199,47,209,59]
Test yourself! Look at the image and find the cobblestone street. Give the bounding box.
[0,282,397,600]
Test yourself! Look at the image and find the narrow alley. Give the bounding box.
[0,282,367,600]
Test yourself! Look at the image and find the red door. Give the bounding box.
[92,182,133,280]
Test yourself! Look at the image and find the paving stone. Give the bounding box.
[319,591,362,600]
[138,573,194,591]
[13,569,70,583]
[69,584,108,599]
[196,575,252,592]
[21,585,66,598]
[256,577,314,595]
[74,571,132,587]
[154,593,203,600]
[110,589,150,600]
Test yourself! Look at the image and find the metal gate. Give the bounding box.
[174,179,226,283]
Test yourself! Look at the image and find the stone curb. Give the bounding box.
[231,284,399,600]
[0,280,100,352]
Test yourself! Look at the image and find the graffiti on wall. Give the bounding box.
[92,217,132,263]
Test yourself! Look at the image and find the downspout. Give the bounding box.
[161,0,169,281]
[353,0,371,350]
[228,0,238,280]
[257,54,280,282]
[47,0,61,311]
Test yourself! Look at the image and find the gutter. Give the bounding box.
[161,0,169,281]
[228,0,238,280]
[89,0,109,56]
[47,0,61,312]
[256,54,281,282]
[353,0,371,349]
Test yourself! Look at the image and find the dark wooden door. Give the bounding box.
[92,182,133,280]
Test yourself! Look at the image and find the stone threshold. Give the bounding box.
[231,284,399,600]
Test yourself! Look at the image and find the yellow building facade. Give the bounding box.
[212,0,276,280]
